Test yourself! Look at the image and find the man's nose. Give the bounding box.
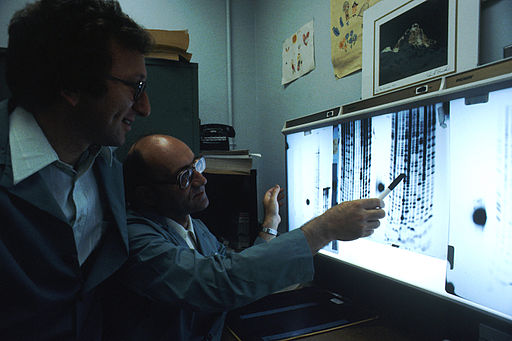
[133,91,151,117]
[192,170,207,185]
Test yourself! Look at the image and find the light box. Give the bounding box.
[283,64,512,329]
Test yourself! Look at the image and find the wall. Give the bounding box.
[1,0,511,228]
[480,0,512,64]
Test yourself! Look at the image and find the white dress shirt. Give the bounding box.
[164,215,198,249]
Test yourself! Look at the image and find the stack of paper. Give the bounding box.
[202,150,254,175]
[145,29,192,62]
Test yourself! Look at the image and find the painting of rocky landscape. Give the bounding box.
[378,0,449,86]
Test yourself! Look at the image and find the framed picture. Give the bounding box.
[361,0,479,99]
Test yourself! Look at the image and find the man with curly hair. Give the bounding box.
[0,1,152,339]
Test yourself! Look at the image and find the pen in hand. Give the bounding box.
[378,173,406,200]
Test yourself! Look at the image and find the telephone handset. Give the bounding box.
[200,124,235,151]
[200,124,235,138]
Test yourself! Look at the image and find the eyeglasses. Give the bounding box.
[152,156,206,190]
[144,157,206,189]
[172,157,206,189]
[107,75,147,102]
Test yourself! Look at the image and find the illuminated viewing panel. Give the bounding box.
[285,85,512,322]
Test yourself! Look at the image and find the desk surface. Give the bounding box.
[222,313,433,341]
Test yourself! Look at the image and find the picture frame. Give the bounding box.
[361,0,479,99]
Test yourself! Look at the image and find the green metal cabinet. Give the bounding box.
[115,58,199,161]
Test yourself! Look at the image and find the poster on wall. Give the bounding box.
[361,0,479,99]
[330,0,380,79]
[282,20,315,85]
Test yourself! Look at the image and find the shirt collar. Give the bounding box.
[8,106,114,185]
[9,106,59,185]
[165,215,195,232]
[99,146,114,167]
[164,215,197,243]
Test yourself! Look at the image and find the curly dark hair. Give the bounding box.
[6,0,153,112]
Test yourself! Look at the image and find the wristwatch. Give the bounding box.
[261,226,278,236]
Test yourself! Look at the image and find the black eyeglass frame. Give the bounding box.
[107,75,147,102]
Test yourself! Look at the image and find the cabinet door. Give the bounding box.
[115,58,199,161]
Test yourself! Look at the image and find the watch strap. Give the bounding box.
[261,226,278,236]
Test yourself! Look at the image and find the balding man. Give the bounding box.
[103,134,385,341]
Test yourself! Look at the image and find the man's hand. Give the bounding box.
[300,198,385,254]
[259,185,285,241]
[262,185,284,230]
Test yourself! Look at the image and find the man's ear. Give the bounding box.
[135,185,157,208]
[60,89,80,107]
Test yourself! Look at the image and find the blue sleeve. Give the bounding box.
[117,221,314,313]
[253,235,266,245]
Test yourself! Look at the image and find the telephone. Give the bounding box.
[200,124,235,151]
[200,124,235,138]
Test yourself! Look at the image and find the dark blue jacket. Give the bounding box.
[0,100,129,340]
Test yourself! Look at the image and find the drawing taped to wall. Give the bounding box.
[282,20,315,85]
[330,0,380,79]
